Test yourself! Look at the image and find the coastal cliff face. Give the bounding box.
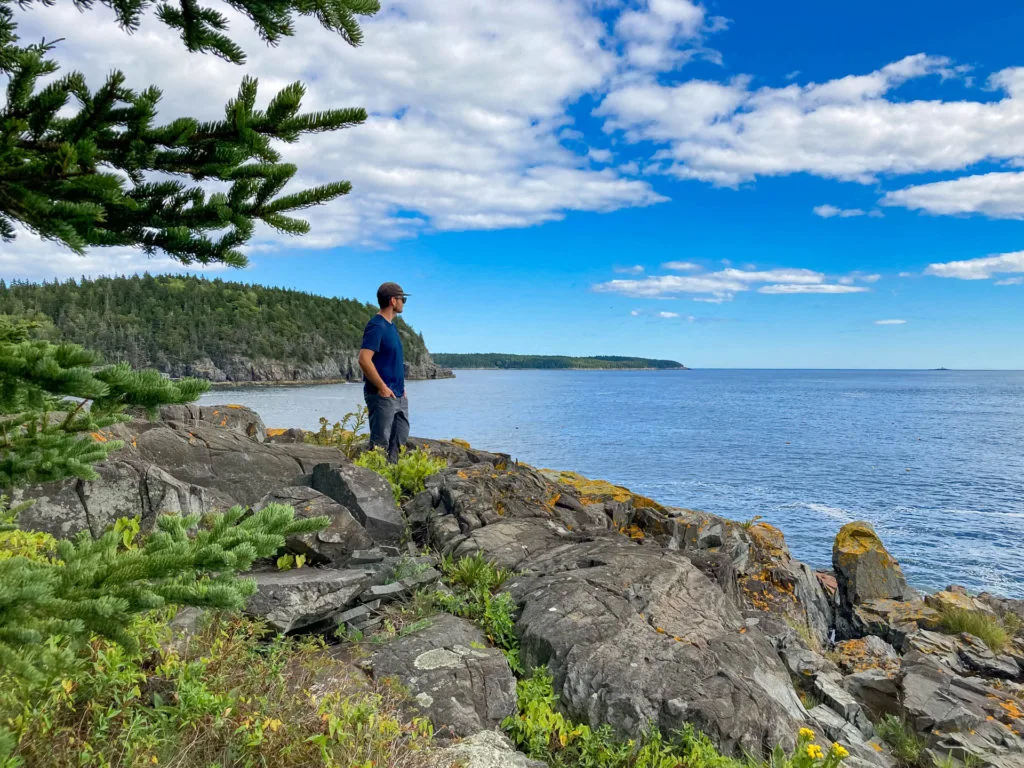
[15,405,1024,768]
[162,351,454,384]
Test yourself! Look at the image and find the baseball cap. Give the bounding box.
[377,282,410,304]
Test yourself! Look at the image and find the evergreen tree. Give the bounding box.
[0,0,379,266]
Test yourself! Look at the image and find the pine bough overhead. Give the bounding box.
[0,0,380,266]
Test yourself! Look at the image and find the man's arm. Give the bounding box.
[359,349,395,397]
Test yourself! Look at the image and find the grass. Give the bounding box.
[1,611,437,768]
[937,607,1010,652]
[875,715,928,768]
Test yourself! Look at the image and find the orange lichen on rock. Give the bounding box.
[451,438,471,449]
[834,521,893,567]
[90,431,108,443]
[265,428,289,437]
[226,404,243,409]
[538,469,665,512]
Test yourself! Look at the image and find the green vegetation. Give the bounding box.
[0,275,433,375]
[1,0,377,265]
[308,408,371,459]
[875,715,928,768]
[937,607,1010,652]
[504,670,849,768]
[432,353,685,370]
[354,447,448,504]
[1,611,436,768]
[436,552,521,674]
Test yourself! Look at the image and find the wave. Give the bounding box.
[779,501,854,522]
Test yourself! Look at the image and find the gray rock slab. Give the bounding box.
[371,613,516,737]
[254,486,373,566]
[429,730,547,768]
[312,462,405,543]
[247,568,372,633]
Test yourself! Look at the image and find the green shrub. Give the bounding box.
[938,607,1009,652]
[1,612,437,768]
[504,668,850,768]
[876,715,928,768]
[355,447,447,503]
[436,553,521,673]
[307,408,369,460]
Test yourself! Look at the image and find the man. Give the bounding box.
[359,282,410,463]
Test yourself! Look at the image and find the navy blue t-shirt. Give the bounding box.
[361,314,405,397]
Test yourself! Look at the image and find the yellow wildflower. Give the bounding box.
[806,744,824,760]
[832,744,849,759]
[799,727,815,740]
[150,757,159,764]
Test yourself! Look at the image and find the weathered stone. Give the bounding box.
[832,636,901,676]
[852,599,941,648]
[958,633,1022,680]
[429,730,547,768]
[265,427,307,444]
[254,486,373,566]
[370,614,516,737]
[157,404,267,442]
[407,437,511,470]
[843,669,901,720]
[833,522,917,617]
[361,582,407,602]
[812,673,874,737]
[926,589,998,617]
[350,548,386,563]
[312,462,405,543]
[807,706,895,768]
[246,568,371,633]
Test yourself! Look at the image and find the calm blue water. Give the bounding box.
[198,370,1024,598]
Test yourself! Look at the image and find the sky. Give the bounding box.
[6,0,1024,368]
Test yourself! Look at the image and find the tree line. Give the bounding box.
[432,353,685,370]
[0,274,432,371]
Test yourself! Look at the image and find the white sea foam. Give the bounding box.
[781,501,854,522]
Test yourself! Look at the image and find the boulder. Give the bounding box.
[246,568,373,633]
[157,404,267,443]
[311,462,405,543]
[253,486,373,566]
[926,588,998,617]
[15,458,228,538]
[833,522,918,618]
[429,730,547,768]
[832,636,901,676]
[843,669,901,720]
[957,633,1022,680]
[370,614,517,737]
[852,599,941,648]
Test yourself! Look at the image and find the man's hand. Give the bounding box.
[378,385,396,398]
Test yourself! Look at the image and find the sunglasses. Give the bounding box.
[394,295,408,302]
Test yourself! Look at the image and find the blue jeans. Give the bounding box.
[365,392,409,464]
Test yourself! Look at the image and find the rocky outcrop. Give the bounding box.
[430,731,547,768]
[164,351,454,384]
[370,614,517,738]
[311,463,405,543]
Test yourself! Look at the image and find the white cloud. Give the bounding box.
[898,271,915,278]
[925,251,1024,280]
[630,309,642,315]
[661,261,701,271]
[0,228,228,280]
[595,54,1021,188]
[658,311,680,318]
[615,0,723,73]
[996,276,1024,285]
[693,296,727,303]
[814,204,866,218]
[594,265,872,300]
[5,0,671,264]
[588,148,614,163]
[616,265,645,274]
[757,284,869,294]
[882,171,1024,219]
[875,319,908,325]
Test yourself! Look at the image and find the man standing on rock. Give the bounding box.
[359,282,410,463]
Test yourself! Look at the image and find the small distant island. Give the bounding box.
[432,353,688,370]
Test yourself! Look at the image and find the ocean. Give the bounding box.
[197,369,1024,598]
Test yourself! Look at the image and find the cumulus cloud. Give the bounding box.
[593,265,872,300]
[658,311,680,318]
[6,0,673,263]
[661,261,701,271]
[616,265,646,274]
[875,319,908,325]
[630,309,642,315]
[814,204,866,218]
[925,251,1024,280]
[996,276,1024,285]
[595,54,1024,188]
[882,172,1024,219]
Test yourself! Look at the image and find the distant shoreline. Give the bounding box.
[445,366,689,371]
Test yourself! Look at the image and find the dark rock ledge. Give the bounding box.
[14,404,1024,768]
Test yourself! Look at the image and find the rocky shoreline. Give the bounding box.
[14,404,1024,768]
[163,353,454,384]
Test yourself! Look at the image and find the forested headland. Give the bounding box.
[0,275,450,383]
[432,353,686,370]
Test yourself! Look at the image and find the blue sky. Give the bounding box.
[8,0,1024,368]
